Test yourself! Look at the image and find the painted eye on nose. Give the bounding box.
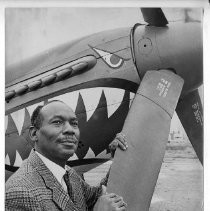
[91,46,124,69]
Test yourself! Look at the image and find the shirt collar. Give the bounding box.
[35,151,66,184]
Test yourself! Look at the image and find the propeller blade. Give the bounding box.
[107,70,183,210]
[141,8,168,27]
[176,89,203,164]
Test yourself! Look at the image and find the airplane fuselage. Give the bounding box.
[5,21,203,180]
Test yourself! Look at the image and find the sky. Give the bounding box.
[5,8,141,66]
[5,8,202,66]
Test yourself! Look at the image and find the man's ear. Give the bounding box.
[29,126,38,142]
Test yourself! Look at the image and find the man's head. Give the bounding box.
[29,100,80,167]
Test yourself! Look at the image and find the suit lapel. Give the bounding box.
[27,150,78,211]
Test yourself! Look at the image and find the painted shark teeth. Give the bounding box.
[68,147,106,161]
[50,91,79,112]
[68,153,79,161]
[51,87,127,121]
[96,149,109,158]
[103,88,125,118]
[50,87,132,121]
[10,109,25,135]
[6,88,133,136]
[6,88,136,165]
[80,88,103,121]
[5,154,10,165]
[26,102,44,117]
[84,147,96,159]
[13,150,23,167]
[6,88,134,134]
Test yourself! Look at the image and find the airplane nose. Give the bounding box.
[131,24,162,78]
[155,22,203,94]
[132,22,203,95]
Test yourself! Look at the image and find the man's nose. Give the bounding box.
[62,122,75,134]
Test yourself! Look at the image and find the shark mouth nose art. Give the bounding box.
[5,87,135,169]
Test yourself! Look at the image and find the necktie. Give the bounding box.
[63,171,74,202]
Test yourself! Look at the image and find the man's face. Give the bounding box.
[35,101,80,164]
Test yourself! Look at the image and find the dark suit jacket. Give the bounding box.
[5,150,103,211]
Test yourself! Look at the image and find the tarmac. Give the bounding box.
[84,138,203,211]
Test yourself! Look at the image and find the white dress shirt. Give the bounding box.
[35,151,68,192]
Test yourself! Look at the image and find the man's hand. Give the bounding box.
[93,186,127,211]
[109,133,128,158]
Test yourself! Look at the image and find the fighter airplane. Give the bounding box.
[5,8,203,206]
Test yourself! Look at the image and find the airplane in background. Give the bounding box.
[5,7,203,206]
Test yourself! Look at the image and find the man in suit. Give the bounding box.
[5,100,128,211]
